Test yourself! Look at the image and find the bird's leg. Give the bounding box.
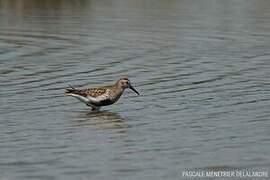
[91,106,100,111]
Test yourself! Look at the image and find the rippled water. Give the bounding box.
[0,0,270,179]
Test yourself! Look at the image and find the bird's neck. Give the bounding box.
[110,86,125,102]
[115,83,125,91]
[115,85,125,94]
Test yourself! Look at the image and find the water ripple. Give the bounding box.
[1,0,270,180]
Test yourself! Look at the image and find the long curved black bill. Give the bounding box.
[129,85,140,95]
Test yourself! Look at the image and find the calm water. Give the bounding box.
[0,0,270,179]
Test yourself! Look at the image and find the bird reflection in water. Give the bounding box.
[73,110,128,134]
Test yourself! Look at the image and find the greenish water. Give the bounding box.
[0,0,270,179]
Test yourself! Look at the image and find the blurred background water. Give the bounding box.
[0,0,270,179]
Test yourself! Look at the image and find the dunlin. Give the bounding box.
[65,77,140,110]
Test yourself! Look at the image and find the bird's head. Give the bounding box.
[116,77,140,95]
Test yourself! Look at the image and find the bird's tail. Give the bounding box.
[65,84,80,94]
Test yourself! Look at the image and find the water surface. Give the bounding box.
[0,0,270,179]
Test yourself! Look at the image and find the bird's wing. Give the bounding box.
[66,87,107,97]
[83,88,108,98]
